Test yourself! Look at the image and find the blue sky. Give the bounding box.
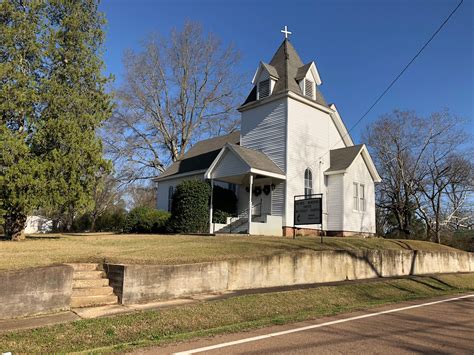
[99,0,473,143]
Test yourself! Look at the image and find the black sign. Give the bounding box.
[294,197,322,225]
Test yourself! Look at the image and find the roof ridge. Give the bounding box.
[330,144,364,152]
[228,142,262,152]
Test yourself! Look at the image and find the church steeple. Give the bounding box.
[268,39,304,95]
[241,38,328,108]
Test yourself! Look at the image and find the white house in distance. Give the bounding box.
[154,33,381,237]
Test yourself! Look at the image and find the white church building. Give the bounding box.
[154,35,381,237]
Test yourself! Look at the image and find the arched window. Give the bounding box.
[304,168,313,197]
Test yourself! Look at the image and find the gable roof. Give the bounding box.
[205,143,285,180]
[227,144,284,176]
[325,144,381,182]
[295,62,313,80]
[154,131,240,181]
[326,144,364,172]
[242,39,328,107]
[261,62,279,79]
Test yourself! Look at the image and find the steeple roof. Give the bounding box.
[242,39,328,107]
[269,39,304,94]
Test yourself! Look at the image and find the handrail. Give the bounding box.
[237,200,262,219]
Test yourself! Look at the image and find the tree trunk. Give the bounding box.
[90,214,97,232]
[5,213,27,241]
[52,218,61,232]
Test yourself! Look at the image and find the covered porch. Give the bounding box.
[205,144,286,236]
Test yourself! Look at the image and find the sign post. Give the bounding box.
[294,194,323,243]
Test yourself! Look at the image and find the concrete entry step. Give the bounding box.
[66,263,102,271]
[73,270,106,280]
[73,278,110,289]
[72,286,114,297]
[68,263,119,308]
[70,294,118,308]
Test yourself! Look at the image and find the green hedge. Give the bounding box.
[168,180,210,233]
[441,231,474,252]
[95,209,127,232]
[213,209,232,224]
[123,207,170,233]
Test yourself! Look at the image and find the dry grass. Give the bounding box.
[1,274,473,353]
[0,233,459,271]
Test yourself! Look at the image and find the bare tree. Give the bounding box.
[365,110,471,241]
[89,174,124,232]
[104,22,243,183]
[415,151,472,242]
[365,110,430,237]
[411,112,469,243]
[444,156,473,230]
[127,184,157,210]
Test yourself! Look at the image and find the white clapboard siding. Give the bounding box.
[241,98,287,171]
[342,154,376,233]
[211,150,249,179]
[285,98,346,228]
[241,98,287,217]
[326,174,344,231]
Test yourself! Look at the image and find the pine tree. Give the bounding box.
[1,0,112,239]
[1,0,45,240]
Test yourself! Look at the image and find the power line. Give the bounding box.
[324,0,464,157]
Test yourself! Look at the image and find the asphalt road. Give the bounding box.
[143,293,474,355]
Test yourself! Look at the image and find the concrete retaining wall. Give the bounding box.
[108,250,474,304]
[119,263,229,304]
[0,265,73,319]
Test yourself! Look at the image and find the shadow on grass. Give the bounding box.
[408,277,448,291]
[388,240,415,250]
[425,276,456,289]
[26,235,62,240]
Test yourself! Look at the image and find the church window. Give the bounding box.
[359,184,366,212]
[304,79,314,98]
[353,183,366,212]
[168,186,174,212]
[304,168,313,197]
[258,79,270,99]
[353,183,359,211]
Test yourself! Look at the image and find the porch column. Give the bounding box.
[209,179,214,234]
[248,174,253,234]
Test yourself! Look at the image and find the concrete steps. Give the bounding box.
[72,286,114,297]
[215,217,248,234]
[68,263,118,308]
[70,294,118,308]
[73,270,106,280]
[73,278,110,288]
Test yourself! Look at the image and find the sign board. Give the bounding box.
[294,197,322,225]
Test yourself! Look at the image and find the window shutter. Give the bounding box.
[304,79,313,98]
[258,79,270,99]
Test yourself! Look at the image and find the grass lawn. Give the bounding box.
[0,233,461,271]
[0,273,473,353]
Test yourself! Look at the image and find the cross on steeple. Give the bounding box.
[280,25,292,39]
